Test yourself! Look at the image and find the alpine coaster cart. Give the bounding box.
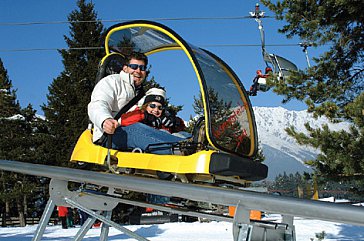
[71,20,268,187]
[67,19,295,241]
[1,18,363,241]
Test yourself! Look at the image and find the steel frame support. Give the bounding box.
[244,221,296,241]
[232,202,250,241]
[73,215,98,241]
[32,198,56,241]
[32,179,149,241]
[100,211,112,241]
[231,203,295,241]
[65,198,149,241]
[2,160,364,240]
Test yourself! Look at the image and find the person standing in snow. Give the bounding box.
[57,206,68,229]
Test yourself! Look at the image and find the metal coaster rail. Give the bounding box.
[1,159,363,241]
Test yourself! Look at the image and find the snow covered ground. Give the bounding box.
[1,217,364,241]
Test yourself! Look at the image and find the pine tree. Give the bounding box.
[0,59,41,226]
[0,59,23,160]
[42,0,104,167]
[0,58,21,226]
[261,1,364,184]
[0,59,20,117]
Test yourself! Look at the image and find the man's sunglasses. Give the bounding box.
[128,64,147,71]
[148,103,164,110]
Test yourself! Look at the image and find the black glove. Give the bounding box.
[161,112,179,128]
[143,111,161,128]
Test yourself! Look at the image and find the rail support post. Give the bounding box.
[33,178,150,241]
[32,198,56,241]
[245,219,296,241]
[232,202,296,241]
[232,202,250,241]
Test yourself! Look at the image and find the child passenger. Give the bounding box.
[120,88,188,137]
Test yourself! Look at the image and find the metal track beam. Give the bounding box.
[1,160,364,227]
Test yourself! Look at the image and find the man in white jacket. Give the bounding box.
[88,52,149,143]
[88,52,185,154]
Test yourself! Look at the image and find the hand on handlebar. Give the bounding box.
[102,118,119,134]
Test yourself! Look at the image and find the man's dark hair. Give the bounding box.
[127,51,148,66]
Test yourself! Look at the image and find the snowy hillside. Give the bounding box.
[254,106,350,179]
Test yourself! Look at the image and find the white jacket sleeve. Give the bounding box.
[88,76,116,131]
[88,72,135,142]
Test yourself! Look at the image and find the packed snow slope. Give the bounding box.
[1,217,364,241]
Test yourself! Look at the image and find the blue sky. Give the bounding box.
[0,0,322,119]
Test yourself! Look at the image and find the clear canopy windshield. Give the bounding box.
[193,48,255,156]
[107,26,179,55]
[106,23,256,157]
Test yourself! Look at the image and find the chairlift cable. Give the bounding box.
[0,16,274,26]
[0,44,304,53]
[0,47,104,53]
[202,43,300,47]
